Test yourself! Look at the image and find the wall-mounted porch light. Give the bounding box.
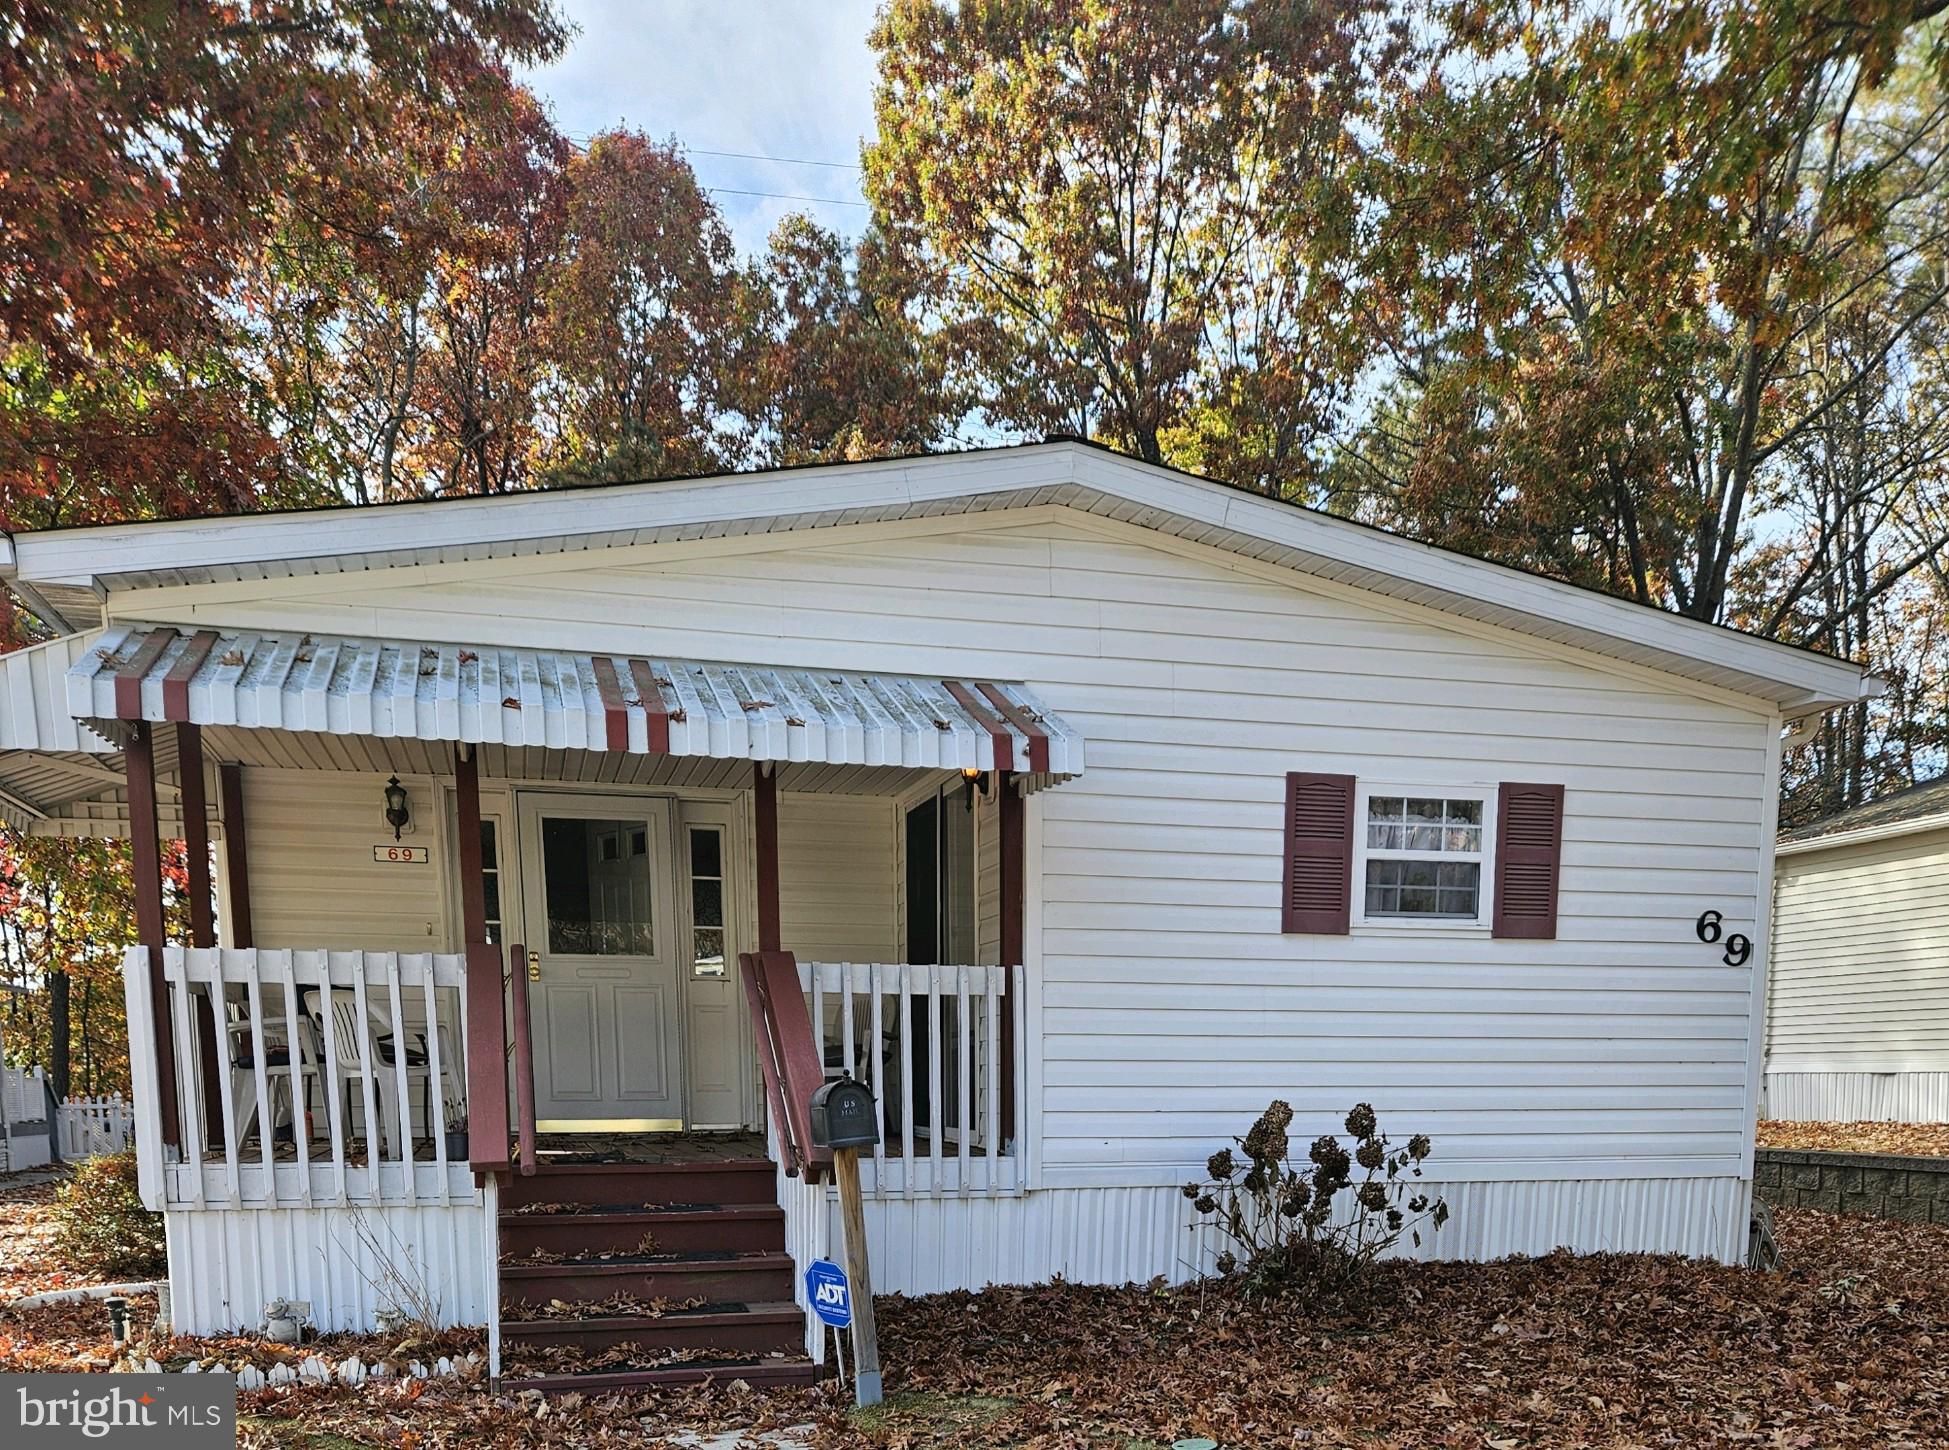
[383,776,411,840]
[961,766,989,808]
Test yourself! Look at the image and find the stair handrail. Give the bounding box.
[509,940,538,1176]
[739,949,831,1181]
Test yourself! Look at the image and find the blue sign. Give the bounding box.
[805,1258,852,1328]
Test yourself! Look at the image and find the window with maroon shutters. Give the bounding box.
[1282,772,1355,934]
[1492,782,1565,939]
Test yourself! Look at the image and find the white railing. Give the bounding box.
[798,961,1024,1198]
[58,1095,135,1158]
[3,1064,46,1124]
[123,947,473,1211]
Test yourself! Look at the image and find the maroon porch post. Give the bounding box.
[455,744,510,1175]
[753,762,781,953]
[126,720,182,1152]
[176,724,223,1148]
[217,763,254,948]
[998,768,1024,1140]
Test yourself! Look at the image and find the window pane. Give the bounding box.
[1369,795,1484,856]
[480,820,498,870]
[688,826,727,977]
[482,869,502,935]
[542,817,655,955]
[692,877,723,929]
[1365,859,1479,919]
[693,927,726,975]
[690,828,721,879]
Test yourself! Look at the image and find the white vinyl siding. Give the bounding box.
[1767,826,1949,1075]
[132,512,1776,1190]
[235,767,450,950]
[777,792,899,965]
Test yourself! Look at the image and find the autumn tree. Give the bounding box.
[739,217,959,465]
[1360,1,1949,620]
[865,0,1406,494]
[0,834,191,1098]
[1,0,567,528]
[541,133,745,484]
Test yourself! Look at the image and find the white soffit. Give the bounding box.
[3,442,1876,713]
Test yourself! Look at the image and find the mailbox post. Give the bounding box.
[811,1072,882,1406]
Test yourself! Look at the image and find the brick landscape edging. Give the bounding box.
[1754,1147,1949,1225]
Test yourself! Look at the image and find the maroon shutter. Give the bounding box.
[1282,772,1355,934]
[1493,782,1565,940]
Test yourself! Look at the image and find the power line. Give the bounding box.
[686,146,862,171]
[704,186,869,209]
[553,131,871,207]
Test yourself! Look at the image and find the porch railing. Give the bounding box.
[123,947,474,1210]
[799,960,1024,1198]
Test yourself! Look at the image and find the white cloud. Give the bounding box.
[522,0,881,255]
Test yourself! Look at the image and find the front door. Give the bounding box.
[519,793,684,1130]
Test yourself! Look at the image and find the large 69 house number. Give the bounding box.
[1695,910,1751,967]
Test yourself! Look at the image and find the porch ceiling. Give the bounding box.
[69,624,1084,776]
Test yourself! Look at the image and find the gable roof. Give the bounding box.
[0,439,1875,715]
[1778,775,1949,854]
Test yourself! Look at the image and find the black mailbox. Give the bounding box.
[810,1071,880,1150]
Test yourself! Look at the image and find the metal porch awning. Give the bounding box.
[63,625,1084,775]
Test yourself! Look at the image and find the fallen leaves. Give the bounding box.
[13,1193,1949,1445]
[1758,1119,1949,1158]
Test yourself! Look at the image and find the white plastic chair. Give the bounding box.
[313,992,443,1157]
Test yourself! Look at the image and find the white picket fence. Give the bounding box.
[58,1094,136,1158]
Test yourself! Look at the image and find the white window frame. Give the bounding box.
[1352,781,1497,930]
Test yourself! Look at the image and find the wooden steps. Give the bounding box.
[498,1157,816,1392]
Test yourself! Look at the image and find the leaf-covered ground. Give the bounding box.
[1,1206,1929,1447]
[1758,1119,1949,1159]
[0,1169,123,1299]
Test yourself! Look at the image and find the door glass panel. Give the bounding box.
[541,817,656,955]
[688,825,726,976]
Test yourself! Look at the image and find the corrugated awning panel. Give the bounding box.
[67,626,1084,775]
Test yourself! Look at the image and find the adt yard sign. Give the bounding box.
[806,1259,852,1328]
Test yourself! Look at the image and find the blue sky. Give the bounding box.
[521,0,881,256]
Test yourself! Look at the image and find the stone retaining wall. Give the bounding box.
[1755,1147,1949,1225]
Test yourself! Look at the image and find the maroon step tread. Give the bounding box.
[501,1204,785,1257]
[503,1301,803,1356]
[501,1252,794,1306]
[501,1160,777,1210]
[502,1357,819,1394]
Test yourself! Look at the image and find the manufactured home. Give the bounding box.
[0,441,1874,1388]
[1766,777,1949,1124]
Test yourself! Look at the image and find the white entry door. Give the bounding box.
[519,793,684,1130]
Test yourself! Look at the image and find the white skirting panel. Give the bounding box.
[782,1174,1750,1325]
[1764,1071,1949,1124]
[164,1200,495,1335]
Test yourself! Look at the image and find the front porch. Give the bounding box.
[37,623,1073,1376]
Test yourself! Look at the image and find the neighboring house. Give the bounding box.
[1766,777,1949,1125]
[0,440,1873,1388]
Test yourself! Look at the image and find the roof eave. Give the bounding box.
[1778,810,1949,856]
[4,440,1877,712]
